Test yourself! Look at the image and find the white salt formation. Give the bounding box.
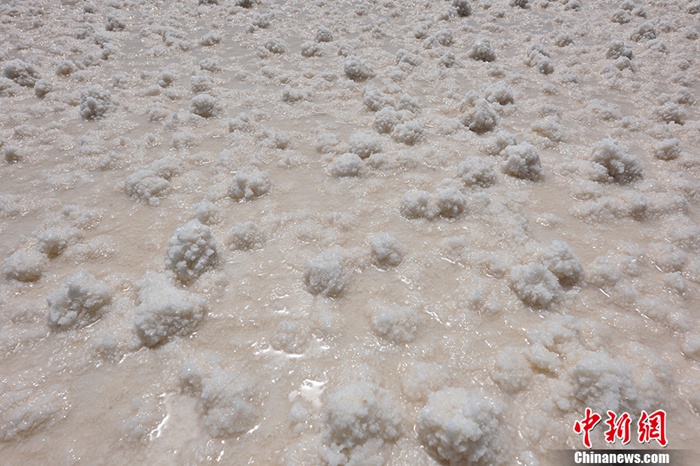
[323,382,403,458]
[590,138,643,184]
[368,232,404,268]
[228,169,270,201]
[133,274,207,347]
[303,247,348,297]
[418,388,506,465]
[164,220,219,284]
[509,263,562,308]
[180,362,259,437]
[3,249,46,282]
[79,85,113,120]
[47,270,111,330]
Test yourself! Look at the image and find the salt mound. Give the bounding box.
[180,362,258,437]
[542,240,584,287]
[323,381,403,450]
[303,247,348,297]
[590,138,643,184]
[2,59,41,87]
[569,351,639,413]
[228,221,266,250]
[461,98,498,134]
[368,232,404,268]
[228,169,270,201]
[164,220,219,284]
[190,93,220,118]
[458,157,496,188]
[501,142,543,181]
[3,248,46,282]
[133,273,207,347]
[79,85,113,121]
[371,305,419,344]
[509,263,561,308]
[331,153,364,178]
[418,387,505,465]
[400,189,435,220]
[47,270,111,330]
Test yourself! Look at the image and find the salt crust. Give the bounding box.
[164,220,219,284]
[47,270,111,330]
[133,273,207,347]
[418,387,505,465]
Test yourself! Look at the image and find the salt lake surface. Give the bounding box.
[1,0,699,464]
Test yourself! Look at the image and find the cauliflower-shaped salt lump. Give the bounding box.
[324,382,403,450]
[542,240,584,287]
[400,189,435,220]
[590,138,642,184]
[501,142,543,181]
[47,270,111,330]
[391,120,424,145]
[331,153,364,177]
[491,352,532,393]
[606,40,633,60]
[344,56,374,82]
[371,305,419,344]
[349,132,382,159]
[630,21,656,42]
[436,186,467,218]
[482,130,517,156]
[570,351,639,413]
[228,169,270,201]
[124,170,170,206]
[373,107,400,134]
[469,38,496,62]
[190,93,220,118]
[180,363,259,437]
[509,263,561,308]
[3,59,41,87]
[418,388,505,466]
[453,0,473,16]
[37,227,81,258]
[652,138,681,161]
[3,249,46,282]
[133,274,207,347]
[80,85,113,120]
[303,247,348,297]
[458,157,496,188]
[461,98,498,134]
[485,81,514,106]
[228,221,266,250]
[369,232,404,268]
[164,220,219,283]
[316,26,334,42]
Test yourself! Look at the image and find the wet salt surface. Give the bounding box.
[0,0,699,464]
